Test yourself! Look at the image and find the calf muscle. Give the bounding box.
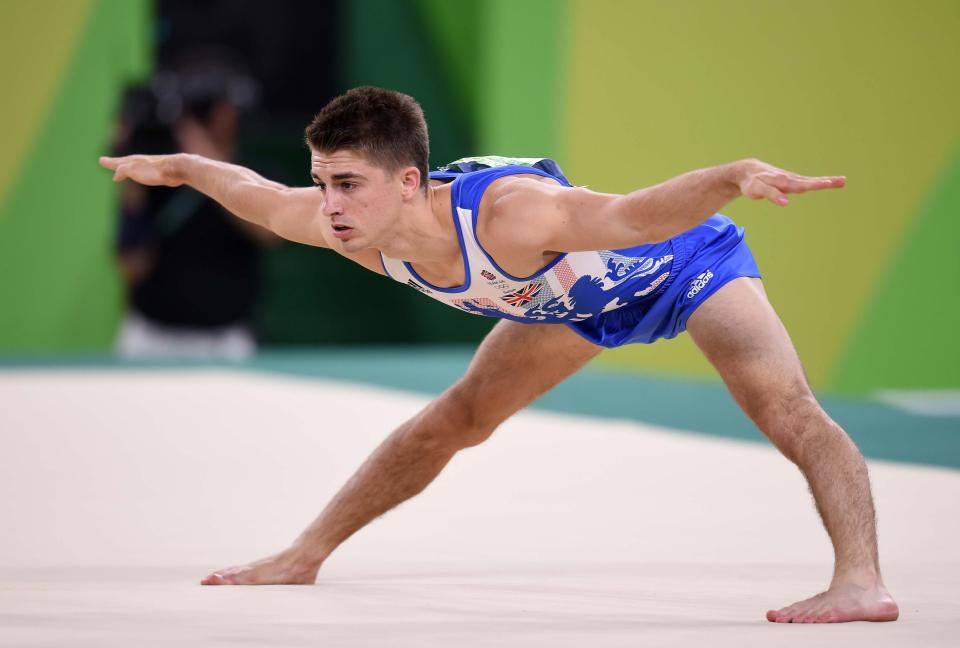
[795,419,880,579]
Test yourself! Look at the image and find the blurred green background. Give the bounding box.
[1,0,958,396]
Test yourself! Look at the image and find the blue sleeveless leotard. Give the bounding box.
[380,157,761,346]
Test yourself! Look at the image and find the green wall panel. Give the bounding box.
[416,0,480,134]
[478,0,567,159]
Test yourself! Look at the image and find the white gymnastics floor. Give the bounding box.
[0,368,958,647]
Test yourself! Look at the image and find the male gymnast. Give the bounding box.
[100,86,899,623]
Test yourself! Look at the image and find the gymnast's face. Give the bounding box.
[310,147,422,252]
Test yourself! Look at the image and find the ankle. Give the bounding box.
[281,545,325,573]
[831,566,883,590]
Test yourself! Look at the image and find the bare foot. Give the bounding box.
[766,582,899,623]
[201,551,320,586]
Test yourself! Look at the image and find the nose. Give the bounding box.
[322,192,342,217]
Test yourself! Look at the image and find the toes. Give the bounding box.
[782,605,813,623]
[767,609,792,622]
[773,607,798,623]
[768,593,829,623]
[201,572,234,586]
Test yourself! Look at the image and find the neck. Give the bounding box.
[379,183,459,268]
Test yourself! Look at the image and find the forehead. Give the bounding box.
[310,149,381,177]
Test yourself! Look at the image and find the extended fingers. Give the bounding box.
[768,172,846,194]
[101,155,130,182]
[99,156,121,170]
[750,177,790,206]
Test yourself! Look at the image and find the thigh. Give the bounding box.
[448,320,602,429]
[686,277,820,452]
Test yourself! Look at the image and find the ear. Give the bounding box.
[398,166,422,198]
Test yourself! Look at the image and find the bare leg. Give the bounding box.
[202,320,601,585]
[686,277,899,623]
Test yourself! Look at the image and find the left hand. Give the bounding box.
[736,158,846,206]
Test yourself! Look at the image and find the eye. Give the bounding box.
[341,182,356,191]
[315,183,326,192]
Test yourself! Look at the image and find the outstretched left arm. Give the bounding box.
[502,159,845,253]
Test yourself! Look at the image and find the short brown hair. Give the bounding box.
[305,87,430,192]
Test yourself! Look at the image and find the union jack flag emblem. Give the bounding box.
[501,282,543,306]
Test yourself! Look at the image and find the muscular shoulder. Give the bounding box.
[480,175,606,255]
[482,173,566,211]
[481,173,631,256]
[480,174,562,239]
[471,175,576,275]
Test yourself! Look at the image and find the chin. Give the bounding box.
[339,237,365,252]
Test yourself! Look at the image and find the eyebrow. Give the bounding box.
[311,172,366,183]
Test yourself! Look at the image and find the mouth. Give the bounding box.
[331,224,354,240]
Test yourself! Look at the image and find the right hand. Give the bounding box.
[99,154,186,187]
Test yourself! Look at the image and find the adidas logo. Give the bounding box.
[686,270,714,299]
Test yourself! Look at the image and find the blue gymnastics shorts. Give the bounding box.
[565,214,762,347]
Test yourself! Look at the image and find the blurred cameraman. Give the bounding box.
[112,52,278,359]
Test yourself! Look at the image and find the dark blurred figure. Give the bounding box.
[113,52,278,359]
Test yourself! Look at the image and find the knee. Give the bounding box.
[413,385,500,451]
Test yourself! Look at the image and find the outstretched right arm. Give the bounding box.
[99,153,330,248]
